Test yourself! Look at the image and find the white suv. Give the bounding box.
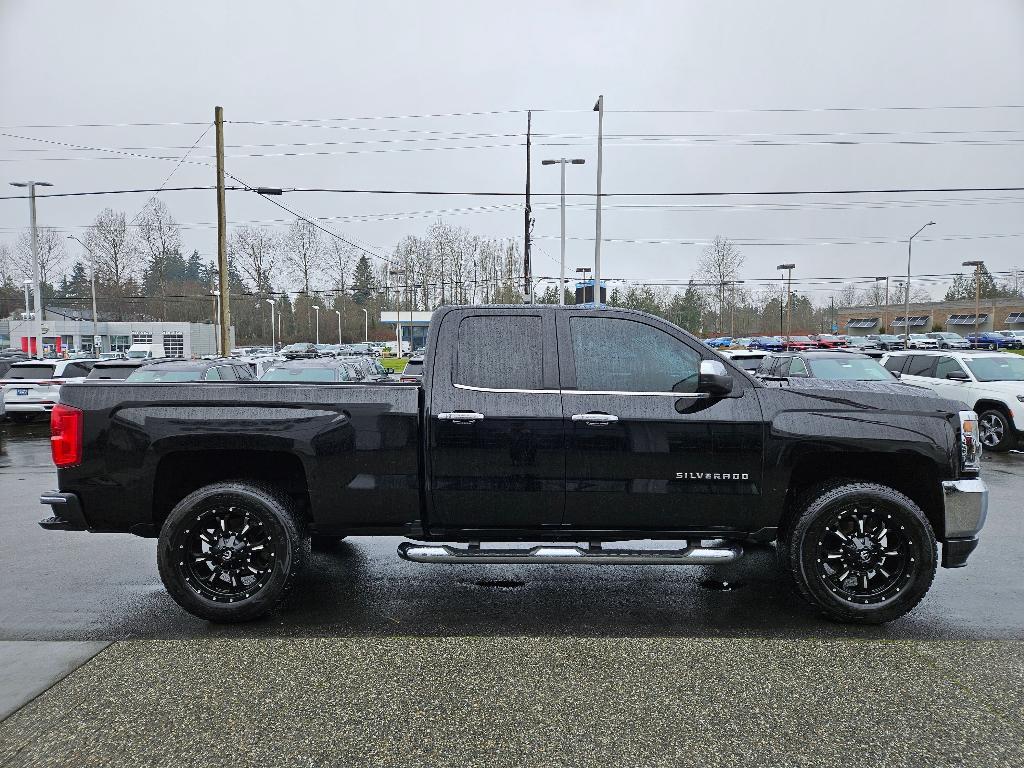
[2,359,97,421]
[907,334,939,350]
[882,350,1024,451]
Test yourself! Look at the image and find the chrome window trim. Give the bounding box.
[452,383,704,398]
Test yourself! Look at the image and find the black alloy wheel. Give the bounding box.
[158,482,308,622]
[780,482,936,624]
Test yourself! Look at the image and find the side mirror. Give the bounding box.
[946,370,970,381]
[698,359,733,395]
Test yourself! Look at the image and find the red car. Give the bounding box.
[780,335,817,351]
[812,334,849,349]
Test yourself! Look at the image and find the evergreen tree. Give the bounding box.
[351,255,376,304]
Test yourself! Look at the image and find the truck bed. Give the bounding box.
[56,381,423,536]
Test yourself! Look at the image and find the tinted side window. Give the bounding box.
[205,367,221,381]
[62,363,90,378]
[570,316,700,393]
[884,356,907,373]
[456,315,544,390]
[774,358,792,376]
[789,357,809,376]
[905,355,937,377]
[934,356,964,379]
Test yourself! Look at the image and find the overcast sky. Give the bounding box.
[2,0,1023,302]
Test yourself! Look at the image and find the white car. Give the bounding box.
[907,334,939,350]
[719,349,767,373]
[882,350,1024,451]
[2,359,98,420]
[926,332,971,350]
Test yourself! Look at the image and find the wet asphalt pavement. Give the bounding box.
[1,419,1023,766]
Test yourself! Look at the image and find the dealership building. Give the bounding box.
[1,307,230,358]
[839,297,1024,337]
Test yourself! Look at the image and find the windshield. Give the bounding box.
[260,367,340,382]
[88,365,137,380]
[963,356,1024,382]
[126,350,150,359]
[6,364,55,379]
[127,369,204,382]
[788,336,813,342]
[808,358,892,381]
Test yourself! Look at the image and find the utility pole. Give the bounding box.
[523,110,533,303]
[214,106,231,357]
[730,280,744,338]
[593,95,604,308]
[67,234,100,352]
[265,298,276,351]
[905,221,935,346]
[335,309,342,344]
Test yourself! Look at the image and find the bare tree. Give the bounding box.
[136,198,182,288]
[85,208,138,290]
[14,227,66,286]
[834,283,862,308]
[0,240,13,285]
[283,220,325,293]
[230,226,280,293]
[325,238,358,291]
[696,236,745,335]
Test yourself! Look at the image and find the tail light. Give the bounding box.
[51,404,83,468]
[959,410,981,475]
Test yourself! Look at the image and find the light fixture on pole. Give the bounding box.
[11,180,53,356]
[361,308,369,342]
[67,234,101,353]
[264,298,276,351]
[777,264,795,342]
[905,222,936,345]
[575,266,592,305]
[312,305,321,345]
[541,158,586,305]
[335,309,342,344]
[963,260,985,343]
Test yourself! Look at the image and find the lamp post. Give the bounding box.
[963,260,985,344]
[777,264,795,342]
[390,269,405,353]
[592,95,604,310]
[211,289,221,356]
[10,180,53,356]
[875,276,888,333]
[361,308,369,342]
[905,222,936,345]
[541,158,586,305]
[312,305,321,345]
[265,298,276,351]
[335,309,342,344]
[66,234,101,353]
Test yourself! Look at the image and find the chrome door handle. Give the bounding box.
[437,411,485,423]
[572,413,619,425]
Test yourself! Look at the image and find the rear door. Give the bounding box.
[558,310,764,532]
[427,310,564,531]
[898,354,938,388]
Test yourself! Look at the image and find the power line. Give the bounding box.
[0,186,229,200]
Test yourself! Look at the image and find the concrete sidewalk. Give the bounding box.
[0,641,108,721]
[0,637,1021,767]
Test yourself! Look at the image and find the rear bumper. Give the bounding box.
[39,491,88,531]
[940,478,987,567]
[6,402,56,413]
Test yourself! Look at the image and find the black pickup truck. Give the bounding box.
[41,305,988,625]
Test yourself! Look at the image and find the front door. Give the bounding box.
[558,311,764,533]
[427,310,565,532]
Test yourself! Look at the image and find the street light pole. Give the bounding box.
[361,308,369,342]
[777,264,795,342]
[541,158,586,305]
[963,260,985,344]
[312,305,321,345]
[905,221,936,345]
[211,290,221,355]
[335,309,342,344]
[10,181,53,356]
[592,95,604,309]
[265,298,275,351]
[67,234,101,353]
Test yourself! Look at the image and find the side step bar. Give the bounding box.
[397,541,742,565]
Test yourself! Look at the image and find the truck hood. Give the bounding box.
[759,378,963,416]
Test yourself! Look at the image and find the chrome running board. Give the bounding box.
[397,541,742,565]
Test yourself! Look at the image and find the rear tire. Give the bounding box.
[157,481,309,623]
[779,482,936,624]
[978,408,1015,452]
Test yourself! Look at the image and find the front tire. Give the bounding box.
[779,482,937,624]
[157,481,309,623]
[978,408,1015,452]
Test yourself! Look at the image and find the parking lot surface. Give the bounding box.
[1,420,1023,765]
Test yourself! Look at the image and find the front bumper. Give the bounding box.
[940,478,988,568]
